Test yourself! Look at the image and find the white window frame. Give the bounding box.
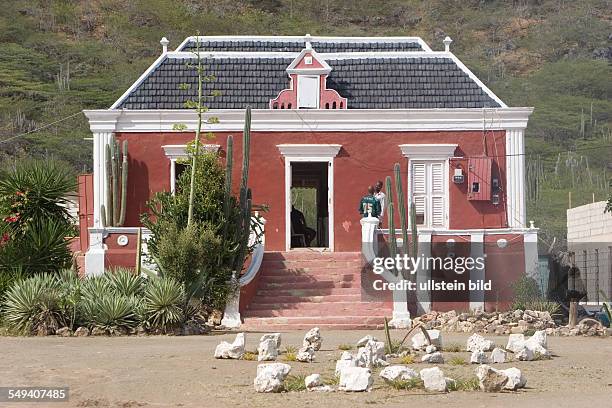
[399,144,457,230]
[410,160,448,229]
[162,144,220,193]
[277,144,341,251]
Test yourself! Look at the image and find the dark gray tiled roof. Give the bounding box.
[117,56,501,109]
[179,39,423,53]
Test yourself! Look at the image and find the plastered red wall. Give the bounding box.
[115,130,507,252]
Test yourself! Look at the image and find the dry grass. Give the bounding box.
[399,355,415,364]
[448,356,468,366]
[242,351,258,361]
[386,377,424,390]
[448,377,480,391]
[443,342,463,352]
[283,374,307,392]
[338,344,353,351]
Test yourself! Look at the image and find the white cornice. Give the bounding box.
[83,108,533,133]
[399,144,458,159]
[277,144,341,157]
[162,144,220,159]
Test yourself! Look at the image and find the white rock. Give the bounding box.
[260,333,282,348]
[356,335,377,347]
[466,333,495,352]
[305,373,322,389]
[419,367,447,392]
[254,363,291,393]
[515,346,535,361]
[523,330,550,357]
[506,333,525,353]
[470,350,489,364]
[296,346,315,362]
[257,338,278,361]
[379,365,418,382]
[356,340,387,368]
[338,367,373,392]
[335,353,357,375]
[310,385,334,392]
[490,347,507,363]
[500,367,527,390]
[476,364,508,392]
[411,329,442,349]
[421,351,445,364]
[303,327,322,351]
[214,332,245,359]
[425,345,437,354]
[530,330,547,347]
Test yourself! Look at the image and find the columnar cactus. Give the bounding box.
[101,135,128,227]
[385,176,398,275]
[394,163,409,256]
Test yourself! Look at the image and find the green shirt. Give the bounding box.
[359,194,381,218]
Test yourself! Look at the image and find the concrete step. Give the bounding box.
[255,287,362,297]
[258,274,360,284]
[246,301,387,312]
[249,294,363,304]
[241,316,387,330]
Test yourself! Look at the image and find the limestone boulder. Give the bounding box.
[257,338,278,361]
[411,329,442,349]
[476,364,508,392]
[356,340,387,368]
[419,367,447,392]
[296,346,315,363]
[490,347,507,363]
[379,366,418,383]
[214,332,245,359]
[466,333,494,352]
[335,351,357,375]
[254,363,291,393]
[470,350,489,364]
[303,327,322,351]
[421,351,445,364]
[338,367,373,392]
[260,333,282,349]
[500,367,527,390]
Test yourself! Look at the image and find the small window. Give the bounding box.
[297,75,320,108]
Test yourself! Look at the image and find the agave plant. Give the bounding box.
[2,274,64,335]
[106,268,144,297]
[80,293,140,334]
[142,277,185,333]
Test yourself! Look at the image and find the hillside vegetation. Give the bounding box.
[0,0,610,245]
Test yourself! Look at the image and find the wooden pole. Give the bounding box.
[569,251,578,328]
[568,191,572,208]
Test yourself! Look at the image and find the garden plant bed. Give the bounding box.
[0,331,610,407]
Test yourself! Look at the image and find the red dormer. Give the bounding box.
[270,46,347,109]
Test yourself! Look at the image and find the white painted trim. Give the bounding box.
[524,229,539,280]
[286,48,332,75]
[448,53,507,108]
[416,233,432,314]
[84,108,533,133]
[380,227,538,236]
[175,35,432,52]
[506,129,526,227]
[109,53,169,110]
[399,143,458,160]
[163,50,460,60]
[278,144,341,252]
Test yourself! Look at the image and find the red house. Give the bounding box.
[81,35,537,329]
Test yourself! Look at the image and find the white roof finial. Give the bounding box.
[160,37,169,54]
[305,33,312,50]
[443,36,453,52]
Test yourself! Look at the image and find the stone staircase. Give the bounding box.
[241,251,391,330]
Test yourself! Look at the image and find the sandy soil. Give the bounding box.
[1,330,611,408]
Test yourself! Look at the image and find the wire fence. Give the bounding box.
[568,246,612,303]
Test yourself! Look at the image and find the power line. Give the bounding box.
[0,111,84,144]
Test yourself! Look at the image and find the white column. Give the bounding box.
[85,228,106,276]
[92,131,113,227]
[505,129,526,228]
[170,159,177,194]
[469,233,485,311]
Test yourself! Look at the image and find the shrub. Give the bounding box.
[80,293,139,334]
[107,268,145,297]
[0,159,75,275]
[387,377,423,390]
[443,343,462,352]
[449,356,468,366]
[283,375,307,392]
[142,277,185,333]
[2,274,64,335]
[338,344,353,350]
[448,377,479,391]
[399,355,415,364]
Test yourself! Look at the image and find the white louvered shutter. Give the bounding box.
[411,162,427,225]
[430,163,445,227]
[410,161,447,228]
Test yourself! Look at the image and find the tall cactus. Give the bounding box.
[231,106,253,273]
[223,134,234,236]
[385,176,398,276]
[394,163,409,257]
[101,135,129,227]
[410,201,418,258]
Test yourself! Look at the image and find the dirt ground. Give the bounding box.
[1,330,611,408]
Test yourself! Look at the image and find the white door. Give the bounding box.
[411,161,447,229]
[297,76,319,108]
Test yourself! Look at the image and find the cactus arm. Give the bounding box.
[105,142,113,226]
[394,162,409,256]
[118,140,128,227]
[410,201,418,258]
[135,227,142,275]
[100,204,107,228]
[223,135,234,238]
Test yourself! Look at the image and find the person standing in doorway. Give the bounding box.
[374,180,386,221]
[359,186,381,218]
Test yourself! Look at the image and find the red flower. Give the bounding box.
[0,233,9,245]
[15,191,25,197]
[4,214,19,223]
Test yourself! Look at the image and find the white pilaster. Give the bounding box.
[469,233,485,311]
[84,228,107,276]
[524,227,539,281]
[505,128,526,228]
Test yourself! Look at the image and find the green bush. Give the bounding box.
[80,293,140,334]
[2,274,64,335]
[106,268,145,298]
[142,277,185,333]
[0,159,76,275]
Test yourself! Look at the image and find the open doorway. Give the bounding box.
[290,162,329,249]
